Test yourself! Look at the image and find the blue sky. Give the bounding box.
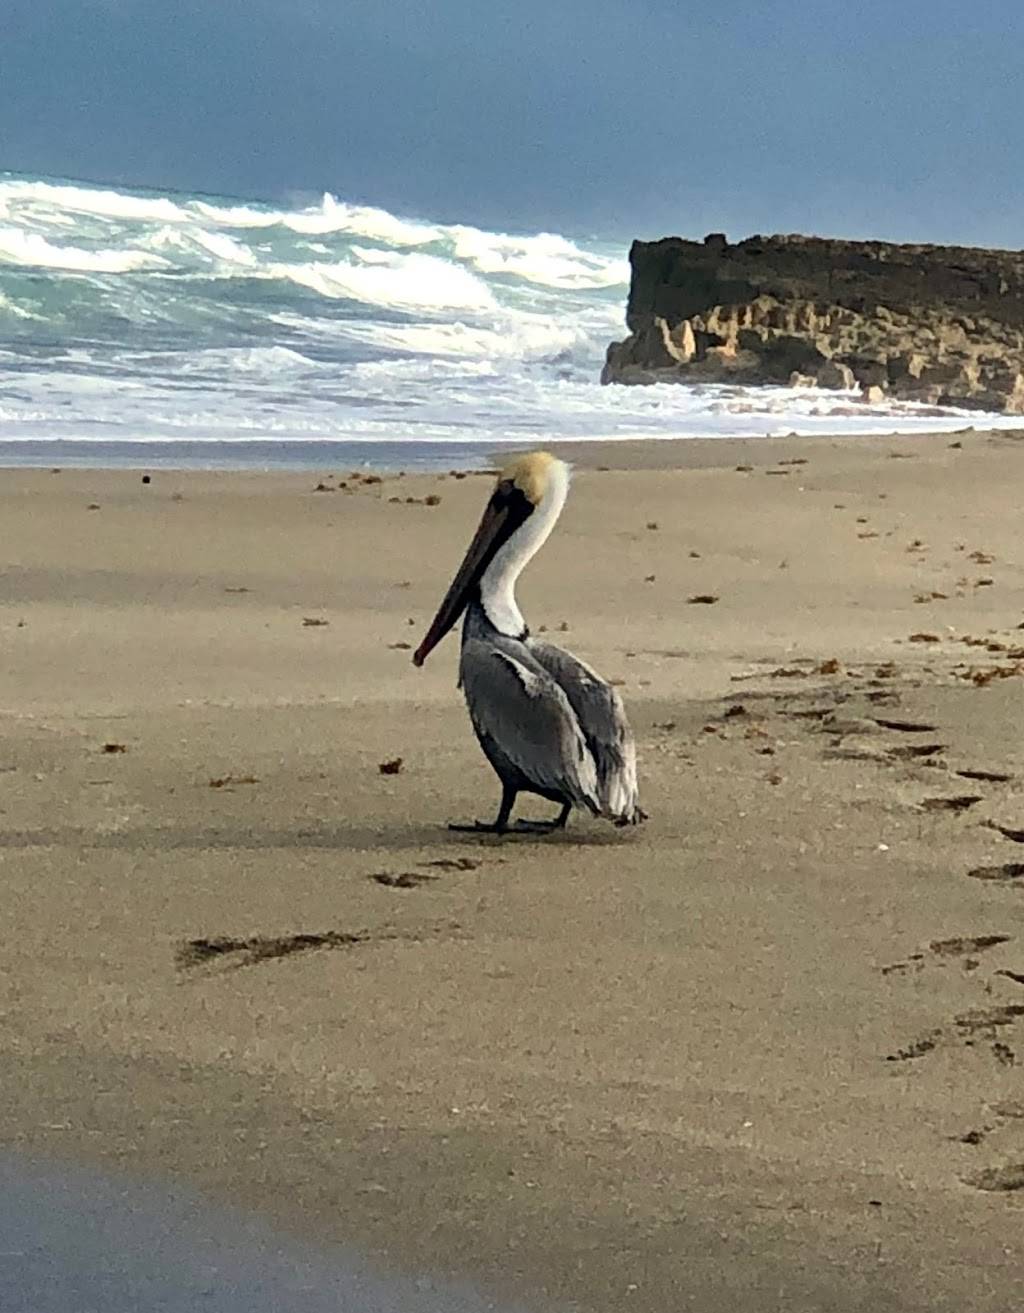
[4,0,1024,244]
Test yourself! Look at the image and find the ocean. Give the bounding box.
[0,171,1010,469]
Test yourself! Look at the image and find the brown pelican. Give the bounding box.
[413,451,644,834]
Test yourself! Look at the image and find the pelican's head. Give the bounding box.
[413,451,569,665]
[498,450,560,506]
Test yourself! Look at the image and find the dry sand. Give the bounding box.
[3,429,1024,1310]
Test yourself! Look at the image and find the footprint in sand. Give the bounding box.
[965,1163,1024,1192]
[957,768,1014,784]
[919,796,984,813]
[984,821,1024,844]
[175,921,461,972]
[885,1007,1024,1067]
[883,946,1024,1073]
[968,862,1024,884]
[370,856,488,889]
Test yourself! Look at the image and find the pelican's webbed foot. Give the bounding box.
[447,820,509,834]
[448,785,517,835]
[511,801,571,834]
[448,793,572,836]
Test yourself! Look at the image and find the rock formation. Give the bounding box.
[602,233,1024,412]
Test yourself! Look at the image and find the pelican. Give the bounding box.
[413,451,644,834]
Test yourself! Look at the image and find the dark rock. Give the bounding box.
[602,232,1024,412]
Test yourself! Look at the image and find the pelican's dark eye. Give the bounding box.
[491,478,533,521]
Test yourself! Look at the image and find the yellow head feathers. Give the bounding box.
[498,450,562,506]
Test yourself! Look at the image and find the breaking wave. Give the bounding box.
[0,170,1010,455]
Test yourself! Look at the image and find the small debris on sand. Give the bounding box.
[886,1033,940,1062]
[960,664,1024,687]
[208,775,259,789]
[370,872,437,889]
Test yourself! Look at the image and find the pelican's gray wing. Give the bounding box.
[527,639,641,823]
[459,638,600,812]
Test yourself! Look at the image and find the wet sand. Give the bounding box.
[0,1153,527,1313]
[3,429,1024,1310]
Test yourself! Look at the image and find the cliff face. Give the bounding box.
[602,233,1024,412]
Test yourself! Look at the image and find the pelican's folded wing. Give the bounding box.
[527,640,641,822]
[459,638,600,812]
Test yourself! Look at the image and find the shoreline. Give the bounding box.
[4,429,1024,1310]
[0,424,1019,476]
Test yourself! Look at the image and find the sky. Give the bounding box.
[4,0,1024,246]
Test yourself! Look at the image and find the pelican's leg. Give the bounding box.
[614,804,649,827]
[448,784,517,834]
[511,800,572,833]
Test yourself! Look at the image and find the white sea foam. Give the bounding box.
[0,178,190,225]
[0,170,1015,454]
[271,249,496,312]
[451,226,628,289]
[339,315,588,363]
[188,195,441,246]
[174,345,328,374]
[0,291,44,320]
[188,200,279,229]
[279,194,442,245]
[145,225,258,265]
[0,226,169,273]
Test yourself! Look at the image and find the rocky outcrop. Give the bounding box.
[602,233,1024,412]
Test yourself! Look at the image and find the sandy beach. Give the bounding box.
[4,429,1024,1310]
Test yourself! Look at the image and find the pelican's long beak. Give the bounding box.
[413,489,523,666]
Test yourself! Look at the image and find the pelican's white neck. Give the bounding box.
[479,459,570,637]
